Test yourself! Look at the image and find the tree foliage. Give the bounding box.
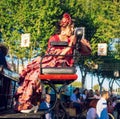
[0,0,119,84]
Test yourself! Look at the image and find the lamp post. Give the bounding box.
[91,64,99,89]
[114,70,119,95]
[114,70,119,78]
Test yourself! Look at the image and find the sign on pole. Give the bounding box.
[98,43,107,56]
[21,33,30,47]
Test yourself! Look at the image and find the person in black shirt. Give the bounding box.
[0,43,8,68]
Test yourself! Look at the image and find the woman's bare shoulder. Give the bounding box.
[49,34,59,41]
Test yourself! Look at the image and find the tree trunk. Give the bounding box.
[79,66,87,89]
[16,58,19,73]
[109,78,114,93]
[97,76,105,94]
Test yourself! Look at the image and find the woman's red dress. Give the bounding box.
[14,34,74,111]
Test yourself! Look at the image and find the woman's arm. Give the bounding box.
[79,39,91,55]
[60,35,76,56]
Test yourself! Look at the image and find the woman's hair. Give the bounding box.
[88,89,94,97]
[56,13,73,34]
[59,13,72,27]
[83,89,88,94]
[73,87,79,93]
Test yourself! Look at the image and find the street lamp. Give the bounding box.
[114,70,119,78]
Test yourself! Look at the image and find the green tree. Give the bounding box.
[0,0,119,91]
[71,81,82,88]
[93,84,100,91]
[0,0,63,72]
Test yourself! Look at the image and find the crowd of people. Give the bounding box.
[25,86,120,119]
[68,87,120,119]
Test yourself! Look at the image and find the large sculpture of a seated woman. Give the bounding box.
[14,13,91,113]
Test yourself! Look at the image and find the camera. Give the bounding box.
[74,27,85,40]
[74,27,85,50]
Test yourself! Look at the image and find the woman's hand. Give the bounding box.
[80,39,91,48]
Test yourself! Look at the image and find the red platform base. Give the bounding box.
[39,74,78,81]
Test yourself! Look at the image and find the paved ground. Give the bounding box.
[1,109,117,119]
[0,109,44,118]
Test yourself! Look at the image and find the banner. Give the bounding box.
[21,33,30,47]
[98,43,107,56]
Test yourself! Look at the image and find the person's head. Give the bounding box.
[107,99,112,105]
[45,94,51,103]
[73,88,79,94]
[83,89,88,95]
[0,43,8,56]
[89,99,98,108]
[95,89,100,96]
[59,13,74,37]
[88,89,94,97]
[101,91,109,100]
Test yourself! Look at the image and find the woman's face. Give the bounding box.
[85,90,88,95]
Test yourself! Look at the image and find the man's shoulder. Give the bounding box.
[39,101,50,110]
[70,93,75,97]
[40,101,47,107]
[97,98,103,104]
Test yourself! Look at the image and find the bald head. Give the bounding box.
[45,94,51,103]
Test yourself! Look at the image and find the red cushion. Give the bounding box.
[39,74,78,81]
